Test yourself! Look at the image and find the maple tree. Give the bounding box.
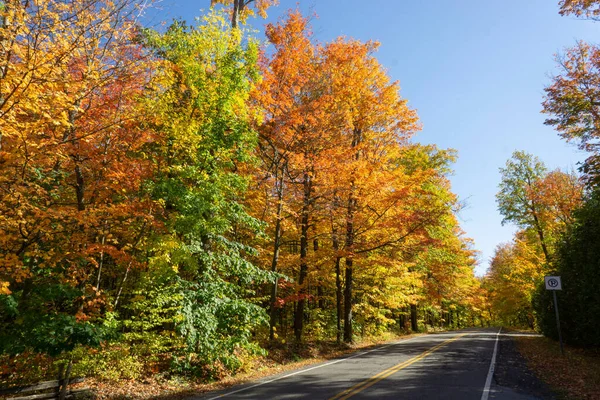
[321,37,423,342]
[249,10,484,345]
[251,10,335,342]
[246,11,481,345]
[487,235,544,328]
[0,0,157,354]
[530,169,583,238]
[0,2,486,385]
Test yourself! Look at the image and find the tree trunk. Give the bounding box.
[399,309,406,330]
[269,167,285,341]
[532,211,550,262]
[343,257,353,342]
[410,303,418,332]
[331,192,343,343]
[343,127,362,343]
[317,285,325,309]
[74,164,85,211]
[343,193,357,343]
[294,171,311,342]
[313,238,325,309]
[0,1,10,151]
[64,100,85,211]
[334,256,342,343]
[231,0,244,28]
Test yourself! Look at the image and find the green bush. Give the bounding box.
[71,346,143,381]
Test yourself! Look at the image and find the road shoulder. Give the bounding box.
[492,330,555,399]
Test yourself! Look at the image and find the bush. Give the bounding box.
[71,345,144,381]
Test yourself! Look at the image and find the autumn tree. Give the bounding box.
[487,236,544,328]
[542,1,600,183]
[249,11,477,344]
[252,10,349,342]
[0,0,157,355]
[316,40,480,341]
[530,0,600,347]
[496,151,552,261]
[543,42,600,182]
[492,150,582,329]
[530,169,583,235]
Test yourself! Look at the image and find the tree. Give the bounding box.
[141,12,271,371]
[0,0,157,355]
[252,10,350,342]
[492,152,582,329]
[321,39,420,342]
[486,235,544,328]
[543,41,600,182]
[530,169,583,236]
[496,151,551,261]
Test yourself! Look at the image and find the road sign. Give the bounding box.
[545,276,562,290]
[545,276,564,355]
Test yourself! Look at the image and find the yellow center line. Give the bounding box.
[329,333,468,400]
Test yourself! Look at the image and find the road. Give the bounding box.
[193,328,547,400]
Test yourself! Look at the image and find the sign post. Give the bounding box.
[544,276,564,355]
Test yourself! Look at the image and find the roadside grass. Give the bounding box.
[515,335,600,400]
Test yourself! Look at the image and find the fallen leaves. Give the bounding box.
[516,335,600,399]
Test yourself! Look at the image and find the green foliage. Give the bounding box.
[304,308,336,341]
[534,188,600,347]
[119,274,184,358]
[176,274,267,373]
[140,10,272,375]
[0,283,106,356]
[70,346,144,381]
[497,151,547,228]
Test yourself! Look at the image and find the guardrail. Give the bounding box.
[0,361,91,400]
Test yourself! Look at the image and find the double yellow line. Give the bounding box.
[329,333,468,400]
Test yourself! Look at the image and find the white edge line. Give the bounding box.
[205,335,425,400]
[481,327,501,400]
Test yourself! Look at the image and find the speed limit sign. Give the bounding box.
[545,276,562,290]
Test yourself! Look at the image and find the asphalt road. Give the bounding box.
[192,328,547,400]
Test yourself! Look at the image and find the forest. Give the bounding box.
[485,0,600,349]
[0,0,598,395]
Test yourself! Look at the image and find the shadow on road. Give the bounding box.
[149,329,553,400]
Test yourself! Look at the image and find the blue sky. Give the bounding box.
[153,0,600,275]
